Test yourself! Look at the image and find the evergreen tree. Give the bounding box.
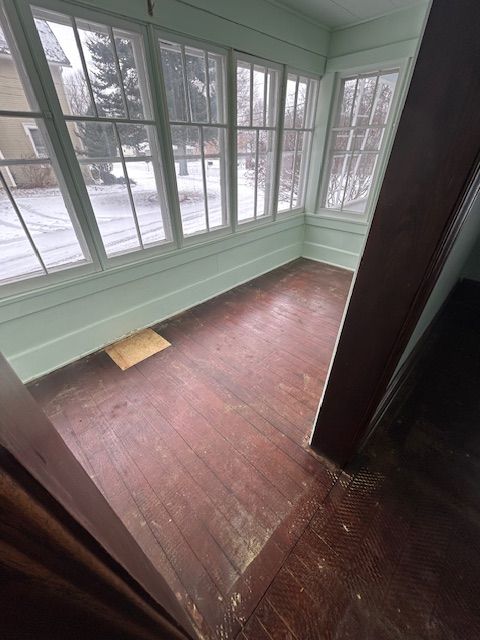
[73,31,148,183]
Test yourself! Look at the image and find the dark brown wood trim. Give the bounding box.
[311,0,480,465]
[356,282,459,453]
[0,446,192,640]
[0,353,196,639]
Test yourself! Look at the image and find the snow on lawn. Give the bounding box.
[1,161,261,282]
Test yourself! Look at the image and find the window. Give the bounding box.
[0,3,89,286]
[278,72,318,212]
[23,124,48,157]
[32,7,172,257]
[323,69,399,215]
[158,37,228,238]
[235,56,281,223]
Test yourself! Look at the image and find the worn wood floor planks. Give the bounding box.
[28,258,352,639]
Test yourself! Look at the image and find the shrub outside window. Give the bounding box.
[323,69,399,215]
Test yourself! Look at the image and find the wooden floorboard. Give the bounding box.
[28,258,352,639]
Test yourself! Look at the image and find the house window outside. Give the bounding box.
[23,123,48,157]
[235,56,281,223]
[0,3,90,286]
[32,7,173,258]
[323,69,399,215]
[158,38,229,238]
[278,72,318,213]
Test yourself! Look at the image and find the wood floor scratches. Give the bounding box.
[29,258,352,639]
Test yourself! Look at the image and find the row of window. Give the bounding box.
[0,0,399,291]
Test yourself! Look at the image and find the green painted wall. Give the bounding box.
[328,3,429,59]
[302,215,364,271]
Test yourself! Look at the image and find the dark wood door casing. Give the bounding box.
[0,353,195,640]
[312,0,480,465]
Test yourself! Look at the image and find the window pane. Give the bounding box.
[295,77,309,128]
[159,41,187,122]
[325,154,348,209]
[68,120,119,159]
[124,161,166,244]
[0,178,43,283]
[352,75,378,127]
[117,123,155,157]
[76,19,126,118]
[252,65,266,127]
[292,131,305,208]
[371,71,399,125]
[304,79,318,129]
[331,129,350,152]
[237,130,256,221]
[185,46,208,123]
[256,129,275,218]
[33,10,94,117]
[1,164,86,271]
[113,29,152,120]
[175,158,206,235]
[204,126,227,229]
[171,124,200,157]
[0,117,48,160]
[171,125,206,235]
[265,68,279,128]
[84,161,140,255]
[337,78,357,127]
[343,153,378,213]
[278,131,295,211]
[284,74,296,128]
[236,61,250,126]
[208,54,225,124]
[0,14,37,112]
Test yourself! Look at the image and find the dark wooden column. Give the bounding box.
[311,0,480,465]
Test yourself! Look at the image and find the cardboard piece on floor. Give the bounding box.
[105,328,170,370]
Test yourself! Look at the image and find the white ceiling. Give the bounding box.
[270,0,424,29]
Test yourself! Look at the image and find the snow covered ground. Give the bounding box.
[1,161,261,284]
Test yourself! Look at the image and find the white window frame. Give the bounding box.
[0,0,100,297]
[156,30,231,245]
[27,0,176,267]
[233,51,283,229]
[316,60,408,224]
[277,67,319,216]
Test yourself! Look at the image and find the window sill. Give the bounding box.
[312,209,370,226]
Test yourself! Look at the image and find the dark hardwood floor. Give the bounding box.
[241,279,480,640]
[29,258,352,639]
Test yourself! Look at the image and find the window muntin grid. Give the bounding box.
[32,6,172,257]
[323,69,399,214]
[235,57,281,223]
[278,72,318,213]
[159,38,229,237]
[0,3,90,286]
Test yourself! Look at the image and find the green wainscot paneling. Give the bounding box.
[0,216,304,382]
